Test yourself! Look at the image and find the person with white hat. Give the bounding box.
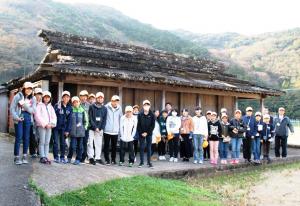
[166,109,181,162]
[274,107,294,158]
[207,112,221,165]
[53,90,72,163]
[204,110,212,161]
[30,87,43,158]
[242,106,256,163]
[137,100,156,168]
[87,92,107,165]
[219,114,230,165]
[67,96,88,165]
[34,91,57,164]
[253,112,263,164]
[261,114,274,163]
[103,95,123,165]
[119,106,138,167]
[79,90,90,163]
[10,82,36,165]
[229,110,246,164]
[88,93,96,104]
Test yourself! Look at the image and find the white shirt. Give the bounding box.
[192,115,208,136]
[119,115,137,142]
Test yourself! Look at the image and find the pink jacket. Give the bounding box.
[34,102,57,128]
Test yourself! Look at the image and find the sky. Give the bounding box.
[55,0,300,35]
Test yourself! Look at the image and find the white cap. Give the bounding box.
[235,109,242,114]
[278,107,285,111]
[206,110,212,115]
[79,90,89,96]
[246,107,253,112]
[34,88,43,94]
[211,112,217,116]
[42,91,52,98]
[221,114,228,119]
[125,106,133,112]
[220,108,227,113]
[89,93,96,98]
[142,99,151,105]
[62,91,70,97]
[96,92,104,98]
[255,112,262,116]
[263,114,270,119]
[71,96,80,103]
[23,82,34,89]
[111,95,120,101]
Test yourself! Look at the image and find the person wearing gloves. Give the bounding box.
[208,112,222,165]
[166,109,181,162]
[158,110,168,161]
[219,114,231,165]
[242,107,256,163]
[274,107,294,158]
[79,90,90,163]
[103,95,123,165]
[53,91,72,164]
[137,100,155,168]
[253,112,263,164]
[10,82,36,165]
[87,92,107,165]
[119,106,138,167]
[34,91,56,164]
[67,96,88,165]
[261,114,274,163]
[30,87,43,158]
[192,107,208,164]
[229,110,246,164]
[180,108,194,162]
[151,110,161,161]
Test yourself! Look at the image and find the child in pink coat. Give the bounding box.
[35,91,57,164]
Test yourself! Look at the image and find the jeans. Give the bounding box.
[103,133,118,162]
[275,135,288,157]
[139,134,152,164]
[14,111,31,156]
[38,127,52,158]
[252,137,261,160]
[193,134,204,161]
[219,140,229,160]
[81,130,89,161]
[52,128,67,159]
[67,137,83,161]
[119,140,134,163]
[231,138,242,160]
[168,133,179,158]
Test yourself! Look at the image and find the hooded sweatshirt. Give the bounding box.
[166,115,181,134]
[104,102,123,135]
[54,101,72,132]
[35,102,57,128]
[120,114,138,142]
[208,119,222,141]
[192,115,208,136]
[88,103,107,131]
[180,115,194,135]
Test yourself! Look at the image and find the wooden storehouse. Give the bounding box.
[5,29,283,131]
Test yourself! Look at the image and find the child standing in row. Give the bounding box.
[158,110,168,160]
[67,96,88,165]
[166,109,181,162]
[35,91,57,164]
[219,114,230,164]
[180,109,194,162]
[208,112,222,165]
[261,114,274,163]
[253,112,263,164]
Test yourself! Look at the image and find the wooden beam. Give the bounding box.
[118,86,123,106]
[260,97,265,112]
[234,96,239,110]
[51,75,262,99]
[58,82,64,100]
[161,90,166,110]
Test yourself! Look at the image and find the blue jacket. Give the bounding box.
[262,123,274,140]
[54,101,73,132]
[242,115,256,137]
[274,116,294,137]
[254,120,263,138]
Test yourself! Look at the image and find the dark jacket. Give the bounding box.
[220,121,230,137]
[137,110,155,137]
[70,106,88,138]
[158,116,168,137]
[229,118,246,138]
[274,116,294,137]
[262,123,275,140]
[208,120,222,141]
[54,101,72,132]
[88,103,107,131]
[254,120,264,139]
[242,115,256,137]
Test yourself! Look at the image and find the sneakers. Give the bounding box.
[89,158,96,165]
[134,157,137,163]
[73,160,80,165]
[111,160,117,165]
[60,158,67,164]
[199,160,203,164]
[105,160,111,166]
[148,163,154,168]
[40,157,47,164]
[173,158,178,163]
[96,159,104,165]
[119,162,124,166]
[138,163,144,168]
[169,157,174,162]
[193,160,198,164]
[128,162,133,167]
[54,158,60,163]
[158,156,162,160]
[14,156,22,165]
[31,154,38,158]
[67,158,72,164]
[22,155,29,164]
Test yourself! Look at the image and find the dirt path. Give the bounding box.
[248,168,300,206]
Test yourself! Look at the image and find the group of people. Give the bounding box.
[11,81,295,168]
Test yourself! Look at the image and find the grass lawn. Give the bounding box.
[30,162,300,206]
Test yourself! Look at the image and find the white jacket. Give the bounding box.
[192,115,208,136]
[152,120,161,144]
[119,115,137,142]
[166,116,181,134]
